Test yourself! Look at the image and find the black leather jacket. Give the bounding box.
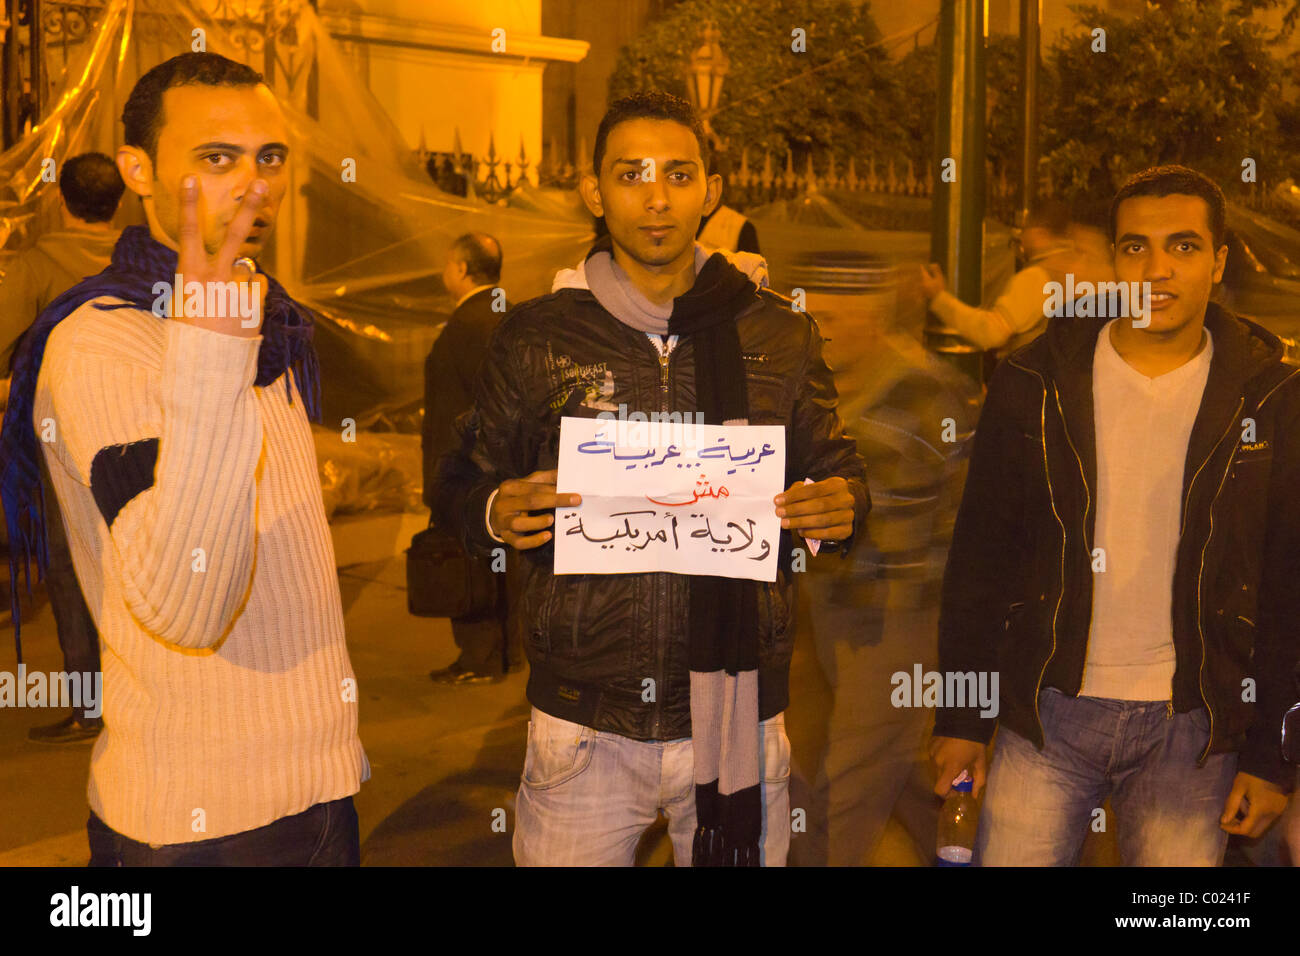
[935,304,1300,788]
[433,265,870,741]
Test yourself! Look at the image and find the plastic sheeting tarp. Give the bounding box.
[314,424,422,521]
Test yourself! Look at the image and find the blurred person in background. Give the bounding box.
[0,152,124,388]
[696,155,760,255]
[0,151,124,743]
[788,251,979,865]
[918,201,1115,358]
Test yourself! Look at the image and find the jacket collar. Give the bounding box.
[1013,302,1286,498]
[551,235,771,295]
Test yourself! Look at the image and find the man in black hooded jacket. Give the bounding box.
[931,165,1298,865]
[433,92,870,866]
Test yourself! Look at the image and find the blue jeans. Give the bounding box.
[977,688,1238,866]
[87,797,361,866]
[513,707,792,866]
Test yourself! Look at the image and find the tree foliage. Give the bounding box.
[607,0,908,172]
[609,0,1295,206]
[1040,1,1284,201]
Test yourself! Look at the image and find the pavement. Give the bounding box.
[0,510,1124,867]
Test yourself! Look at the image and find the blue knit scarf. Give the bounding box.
[0,224,321,659]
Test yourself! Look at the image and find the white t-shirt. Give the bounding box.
[1080,320,1214,701]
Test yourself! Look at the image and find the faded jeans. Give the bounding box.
[513,706,792,866]
[977,687,1238,866]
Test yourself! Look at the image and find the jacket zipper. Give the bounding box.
[638,332,673,740]
[1052,384,1093,692]
[1007,358,1066,747]
[571,576,588,656]
[1189,399,1243,760]
[539,575,558,656]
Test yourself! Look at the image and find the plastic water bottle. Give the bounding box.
[936,773,978,866]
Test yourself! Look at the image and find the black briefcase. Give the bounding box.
[405,520,498,620]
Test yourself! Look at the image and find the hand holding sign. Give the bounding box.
[774,476,855,542]
[489,469,582,551]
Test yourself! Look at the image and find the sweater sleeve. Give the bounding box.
[41,318,264,649]
[933,362,1029,743]
[930,266,1051,351]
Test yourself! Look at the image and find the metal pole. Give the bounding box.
[926,0,986,383]
[2,0,19,149]
[1018,0,1040,231]
[28,0,40,129]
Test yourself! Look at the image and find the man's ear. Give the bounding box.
[116,145,154,198]
[1213,241,1229,284]
[703,171,724,218]
[578,170,604,219]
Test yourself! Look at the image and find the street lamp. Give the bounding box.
[684,21,729,151]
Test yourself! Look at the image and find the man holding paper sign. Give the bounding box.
[433,91,869,867]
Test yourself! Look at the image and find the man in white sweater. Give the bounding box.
[2,53,368,865]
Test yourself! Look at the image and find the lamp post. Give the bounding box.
[684,21,729,153]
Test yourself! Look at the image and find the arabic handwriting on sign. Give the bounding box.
[646,445,680,469]
[645,475,731,507]
[725,442,777,475]
[557,508,770,560]
[576,432,777,475]
[683,516,769,557]
[576,438,688,470]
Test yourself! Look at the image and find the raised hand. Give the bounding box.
[172,174,268,338]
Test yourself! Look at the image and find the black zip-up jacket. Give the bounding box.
[935,303,1300,788]
[432,260,871,741]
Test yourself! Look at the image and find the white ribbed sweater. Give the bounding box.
[34,300,368,846]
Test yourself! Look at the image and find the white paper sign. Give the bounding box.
[554,416,786,581]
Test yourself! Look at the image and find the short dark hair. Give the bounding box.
[59,152,124,223]
[592,90,710,177]
[122,52,264,163]
[451,232,502,284]
[1109,164,1227,248]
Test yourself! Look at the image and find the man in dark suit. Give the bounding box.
[422,232,516,684]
